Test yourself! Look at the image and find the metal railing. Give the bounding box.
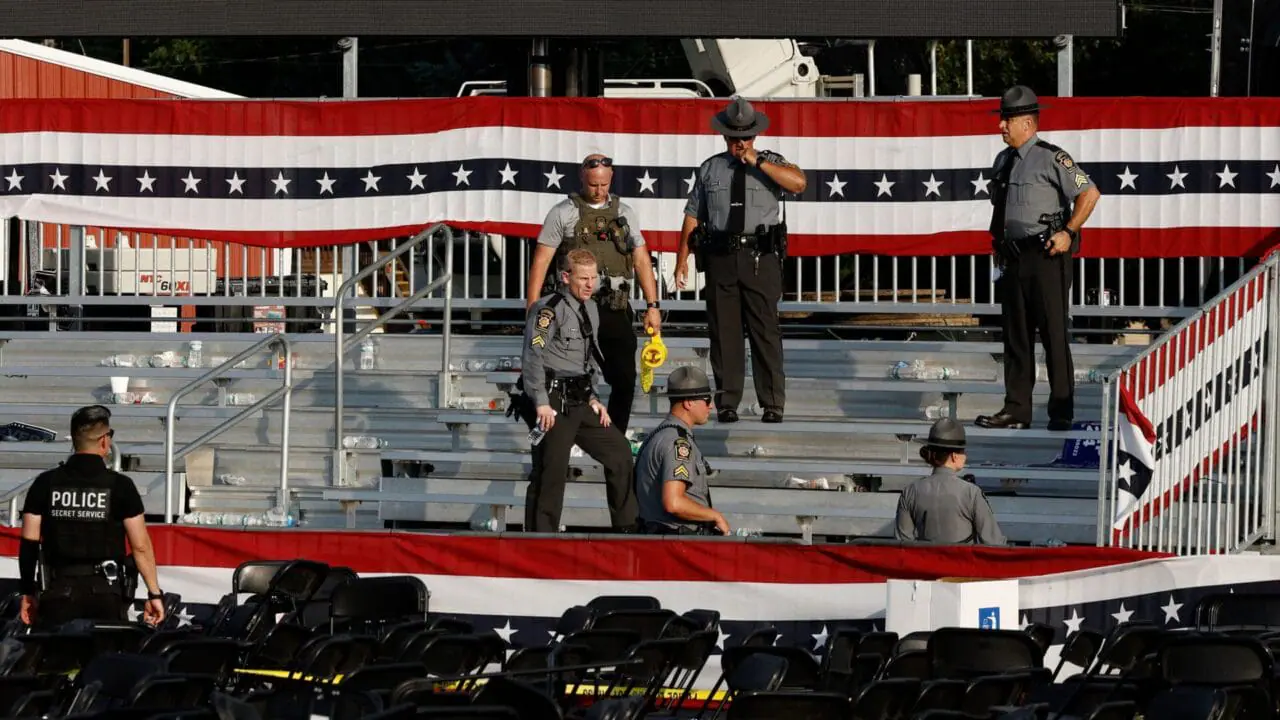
[164,333,295,524]
[1097,254,1278,554]
[3,445,123,527]
[1,220,1250,332]
[333,223,455,486]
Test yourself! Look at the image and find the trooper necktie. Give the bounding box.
[576,301,606,374]
[727,161,747,235]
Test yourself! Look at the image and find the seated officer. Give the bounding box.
[19,406,166,628]
[634,367,730,536]
[894,418,1006,545]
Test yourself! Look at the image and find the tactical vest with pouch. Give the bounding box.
[560,194,634,311]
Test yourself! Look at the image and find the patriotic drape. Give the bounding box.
[0,96,1277,257]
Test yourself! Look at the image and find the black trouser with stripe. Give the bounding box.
[526,388,638,533]
[703,249,786,412]
[999,244,1074,425]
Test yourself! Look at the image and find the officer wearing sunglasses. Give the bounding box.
[19,406,166,628]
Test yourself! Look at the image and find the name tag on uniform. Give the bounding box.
[49,488,111,520]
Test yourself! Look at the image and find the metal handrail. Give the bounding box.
[333,224,454,486]
[164,333,295,524]
[5,444,123,527]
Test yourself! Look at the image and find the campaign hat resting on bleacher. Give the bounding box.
[666,366,724,399]
[913,418,967,451]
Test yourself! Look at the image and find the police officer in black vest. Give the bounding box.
[976,86,1101,431]
[675,97,807,424]
[19,406,165,628]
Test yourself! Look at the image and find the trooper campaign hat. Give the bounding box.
[666,366,724,400]
[711,96,770,138]
[913,418,967,451]
[993,85,1048,119]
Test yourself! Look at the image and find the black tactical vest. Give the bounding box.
[41,462,124,565]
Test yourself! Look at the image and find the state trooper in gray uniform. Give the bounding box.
[895,419,1006,545]
[675,97,808,425]
[976,86,1101,432]
[519,249,639,534]
[633,366,730,536]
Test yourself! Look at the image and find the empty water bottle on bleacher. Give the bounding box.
[343,435,388,450]
[889,359,955,380]
[1074,368,1102,384]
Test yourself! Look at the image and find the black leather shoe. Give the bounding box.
[974,412,1029,429]
[1047,419,1073,431]
[718,409,739,423]
[762,410,783,423]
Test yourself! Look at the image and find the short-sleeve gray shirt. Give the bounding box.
[634,416,711,530]
[996,135,1094,240]
[894,467,1006,545]
[683,151,789,232]
[535,194,646,252]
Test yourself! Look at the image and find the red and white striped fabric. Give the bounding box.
[0,97,1276,257]
[1112,270,1271,540]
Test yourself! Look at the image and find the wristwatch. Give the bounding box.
[646,301,661,310]
[147,591,165,600]
[1066,227,1080,244]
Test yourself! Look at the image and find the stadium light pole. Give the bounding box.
[1210,0,1223,96]
[1055,34,1073,97]
[337,35,359,482]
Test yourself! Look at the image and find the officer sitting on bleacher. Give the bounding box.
[895,419,1006,545]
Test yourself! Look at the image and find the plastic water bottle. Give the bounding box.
[1074,369,1102,384]
[890,360,954,380]
[528,425,548,447]
[528,411,556,446]
[470,517,500,532]
[262,506,298,528]
[923,403,951,420]
[343,435,387,450]
[359,339,376,370]
[186,341,202,369]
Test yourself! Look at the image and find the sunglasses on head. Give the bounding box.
[582,157,613,169]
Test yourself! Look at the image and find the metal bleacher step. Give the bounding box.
[0,330,1141,542]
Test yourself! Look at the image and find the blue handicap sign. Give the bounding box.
[979,607,1001,630]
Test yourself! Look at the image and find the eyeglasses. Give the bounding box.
[582,157,613,169]
[95,429,114,442]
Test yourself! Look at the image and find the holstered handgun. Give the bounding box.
[1039,210,1079,254]
[768,223,788,262]
[689,224,707,268]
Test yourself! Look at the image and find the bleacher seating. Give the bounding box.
[0,558,1269,719]
[0,330,1138,543]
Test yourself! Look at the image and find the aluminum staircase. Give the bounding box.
[0,330,1140,543]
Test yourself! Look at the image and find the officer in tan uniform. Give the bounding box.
[674,97,807,425]
[528,154,662,434]
[895,419,1006,545]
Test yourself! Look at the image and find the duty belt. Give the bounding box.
[50,559,121,584]
[705,232,778,254]
[641,520,717,536]
[548,374,593,404]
